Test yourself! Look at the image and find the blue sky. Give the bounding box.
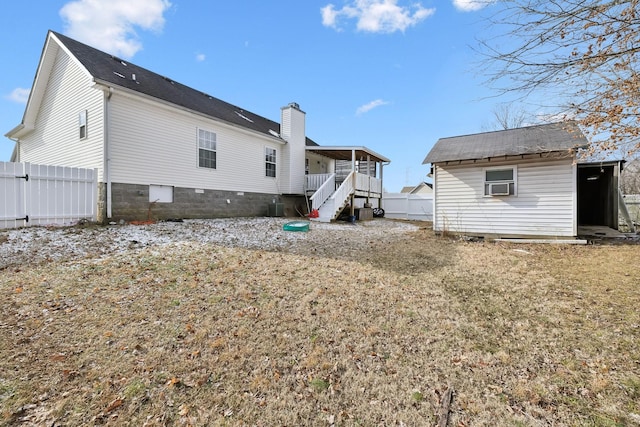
[0,0,517,192]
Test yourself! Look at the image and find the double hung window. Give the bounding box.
[265,147,276,177]
[198,129,217,169]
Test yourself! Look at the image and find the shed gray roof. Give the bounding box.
[51,31,319,146]
[423,122,588,164]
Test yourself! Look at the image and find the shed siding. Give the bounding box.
[434,158,575,237]
[18,48,104,179]
[108,93,282,194]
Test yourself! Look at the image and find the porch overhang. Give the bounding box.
[305,146,390,163]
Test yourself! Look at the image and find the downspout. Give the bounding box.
[366,154,371,205]
[351,149,356,217]
[432,165,437,231]
[104,87,113,219]
[380,161,389,209]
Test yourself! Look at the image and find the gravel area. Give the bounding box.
[0,218,420,270]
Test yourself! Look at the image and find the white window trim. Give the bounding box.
[483,165,517,197]
[265,146,277,178]
[197,128,217,170]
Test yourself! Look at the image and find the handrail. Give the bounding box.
[309,173,336,211]
[331,171,355,207]
[309,171,381,219]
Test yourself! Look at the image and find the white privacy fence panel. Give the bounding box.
[382,193,433,221]
[0,162,26,229]
[0,162,97,229]
[622,194,640,224]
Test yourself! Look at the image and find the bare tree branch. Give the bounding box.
[479,0,640,157]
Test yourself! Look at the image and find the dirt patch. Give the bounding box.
[1,219,639,426]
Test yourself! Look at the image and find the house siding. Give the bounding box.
[306,152,332,175]
[108,92,283,194]
[19,48,104,179]
[434,157,575,237]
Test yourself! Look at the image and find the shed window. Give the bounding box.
[198,129,217,169]
[79,110,88,139]
[265,147,276,177]
[484,167,516,196]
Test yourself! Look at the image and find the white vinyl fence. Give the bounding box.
[1,162,97,229]
[622,194,640,225]
[382,193,433,221]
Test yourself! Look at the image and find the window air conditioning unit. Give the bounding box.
[489,182,510,196]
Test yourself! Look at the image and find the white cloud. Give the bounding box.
[356,99,389,116]
[452,0,492,12]
[7,88,30,104]
[59,0,172,58]
[196,53,206,62]
[321,0,435,33]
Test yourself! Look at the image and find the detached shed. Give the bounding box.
[423,122,603,238]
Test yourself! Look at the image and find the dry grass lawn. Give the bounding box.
[1,222,639,426]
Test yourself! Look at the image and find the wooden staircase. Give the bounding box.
[308,172,355,222]
[305,171,382,222]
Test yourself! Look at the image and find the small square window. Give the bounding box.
[265,147,276,178]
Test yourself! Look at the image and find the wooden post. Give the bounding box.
[350,193,355,217]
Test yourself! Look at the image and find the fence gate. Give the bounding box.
[0,162,97,229]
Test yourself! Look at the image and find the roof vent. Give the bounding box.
[288,102,300,110]
[111,55,127,66]
[234,111,254,123]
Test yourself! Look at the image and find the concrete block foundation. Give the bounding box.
[104,182,306,222]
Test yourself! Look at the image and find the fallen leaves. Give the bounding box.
[105,398,123,413]
[165,377,181,388]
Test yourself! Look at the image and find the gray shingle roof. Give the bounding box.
[52,31,318,146]
[423,122,588,164]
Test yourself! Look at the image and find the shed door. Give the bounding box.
[577,165,618,228]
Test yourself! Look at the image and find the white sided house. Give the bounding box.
[423,122,624,238]
[6,31,389,223]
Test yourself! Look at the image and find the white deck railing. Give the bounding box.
[355,172,382,194]
[305,173,334,192]
[309,173,336,211]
